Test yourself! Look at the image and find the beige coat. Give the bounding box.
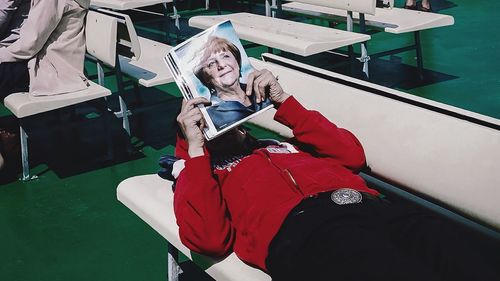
[0,0,90,96]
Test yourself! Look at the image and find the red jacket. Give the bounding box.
[174,97,378,271]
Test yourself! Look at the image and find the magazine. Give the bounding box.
[164,20,273,140]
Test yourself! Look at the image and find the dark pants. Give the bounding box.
[266,192,500,281]
[0,61,29,100]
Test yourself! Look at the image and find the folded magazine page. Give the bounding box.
[164,20,273,140]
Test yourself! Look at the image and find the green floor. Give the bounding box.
[1,1,499,280]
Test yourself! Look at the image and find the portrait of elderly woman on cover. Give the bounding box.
[192,36,272,131]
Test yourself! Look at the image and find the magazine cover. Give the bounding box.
[164,20,273,140]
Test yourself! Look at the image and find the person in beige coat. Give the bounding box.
[0,0,90,97]
[0,0,89,175]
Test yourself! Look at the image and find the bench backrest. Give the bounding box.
[293,0,376,14]
[248,54,500,231]
[86,9,141,67]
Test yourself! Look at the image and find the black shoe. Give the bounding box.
[404,2,418,10]
[419,4,433,12]
[376,0,390,8]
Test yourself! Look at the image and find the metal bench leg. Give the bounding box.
[173,3,180,30]
[96,61,114,117]
[346,11,355,74]
[162,3,170,43]
[358,43,370,78]
[117,96,131,135]
[19,121,37,181]
[162,2,180,44]
[166,0,180,44]
[358,14,370,79]
[167,243,183,281]
[414,31,424,80]
[95,60,131,138]
[113,57,131,136]
[265,0,271,16]
[268,0,280,18]
[97,62,105,86]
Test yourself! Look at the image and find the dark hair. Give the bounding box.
[194,36,242,91]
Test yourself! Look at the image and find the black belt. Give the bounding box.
[313,189,380,201]
[290,188,383,216]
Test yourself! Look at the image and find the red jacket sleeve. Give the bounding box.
[274,96,366,171]
[173,135,235,256]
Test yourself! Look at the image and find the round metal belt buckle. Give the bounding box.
[331,188,362,205]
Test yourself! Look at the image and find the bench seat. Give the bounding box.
[189,12,370,56]
[4,81,112,180]
[119,37,174,87]
[282,2,454,34]
[4,81,111,118]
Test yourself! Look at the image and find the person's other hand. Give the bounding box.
[177,97,211,157]
[246,69,290,106]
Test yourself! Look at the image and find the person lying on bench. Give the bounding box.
[174,69,499,281]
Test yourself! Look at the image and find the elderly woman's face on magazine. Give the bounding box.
[200,49,240,91]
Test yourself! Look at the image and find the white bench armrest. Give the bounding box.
[4,81,111,118]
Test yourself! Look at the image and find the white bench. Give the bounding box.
[87,9,174,87]
[117,54,500,280]
[86,9,174,135]
[2,8,129,181]
[118,37,173,88]
[189,1,374,77]
[4,81,111,181]
[267,0,376,17]
[282,1,454,33]
[280,1,455,77]
[189,12,370,57]
[270,0,450,77]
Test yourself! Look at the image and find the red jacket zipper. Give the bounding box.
[263,152,305,197]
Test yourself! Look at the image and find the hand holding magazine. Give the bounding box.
[165,21,273,140]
